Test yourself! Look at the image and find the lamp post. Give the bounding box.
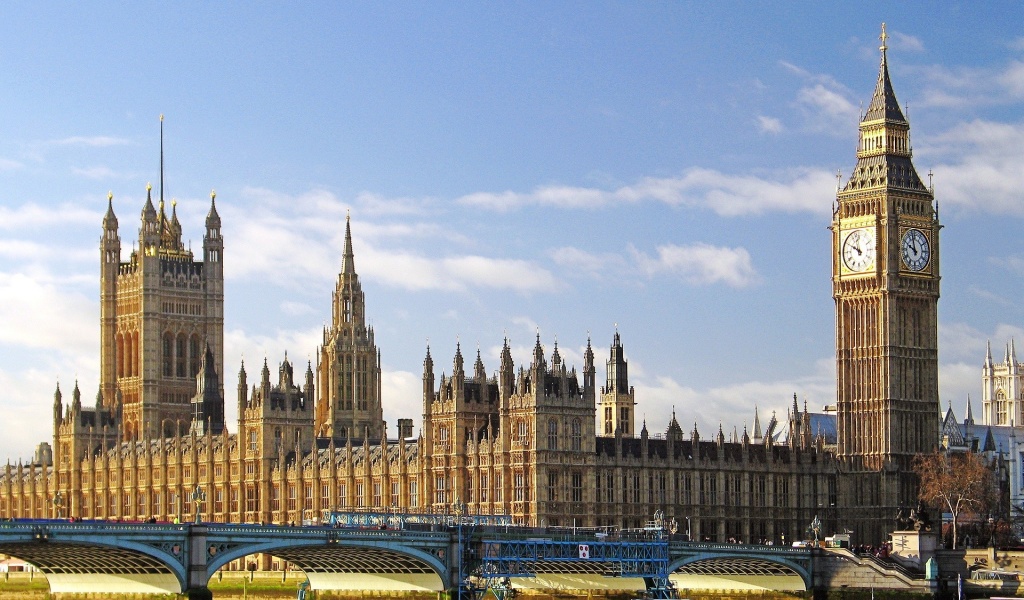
[53,492,65,520]
[191,484,206,524]
[685,516,692,541]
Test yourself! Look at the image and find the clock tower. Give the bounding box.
[832,24,940,543]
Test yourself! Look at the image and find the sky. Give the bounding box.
[1,2,1024,462]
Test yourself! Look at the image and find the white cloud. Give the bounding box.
[631,359,836,441]
[918,120,1024,215]
[795,84,859,134]
[458,167,836,216]
[890,31,925,53]
[280,301,316,316]
[0,273,95,353]
[72,166,122,180]
[550,247,626,280]
[224,187,558,294]
[632,243,759,288]
[779,60,859,135]
[0,158,23,171]
[757,115,783,134]
[52,136,131,148]
[0,203,100,230]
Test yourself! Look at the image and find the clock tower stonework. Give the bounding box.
[832,25,940,544]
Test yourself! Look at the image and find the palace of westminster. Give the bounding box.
[0,32,969,547]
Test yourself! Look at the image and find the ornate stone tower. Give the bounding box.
[316,215,384,443]
[832,25,940,542]
[98,125,225,440]
[600,331,634,437]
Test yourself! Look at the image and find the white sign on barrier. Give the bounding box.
[578,544,590,559]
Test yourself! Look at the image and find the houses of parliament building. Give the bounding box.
[0,29,941,547]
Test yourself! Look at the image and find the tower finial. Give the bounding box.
[880,22,888,54]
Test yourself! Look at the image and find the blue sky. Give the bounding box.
[1,3,1023,462]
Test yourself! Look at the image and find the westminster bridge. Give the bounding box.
[0,517,926,599]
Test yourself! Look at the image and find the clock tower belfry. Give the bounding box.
[832,24,940,542]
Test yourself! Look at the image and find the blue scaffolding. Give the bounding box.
[475,537,677,599]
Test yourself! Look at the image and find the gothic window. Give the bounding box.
[620,407,630,433]
[604,407,612,434]
[189,335,201,378]
[355,483,365,507]
[997,390,1008,425]
[117,334,126,378]
[571,419,582,451]
[547,471,559,502]
[571,471,583,503]
[175,333,187,378]
[547,419,558,450]
[517,419,529,445]
[514,472,525,503]
[372,481,382,508]
[409,479,418,508]
[434,475,447,505]
[391,482,400,507]
[337,483,347,508]
[480,474,488,503]
[248,431,257,451]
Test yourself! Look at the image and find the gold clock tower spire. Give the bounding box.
[832,23,940,543]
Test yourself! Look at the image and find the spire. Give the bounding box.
[142,183,157,221]
[986,340,994,368]
[966,394,975,424]
[206,190,221,229]
[863,23,907,124]
[753,406,762,441]
[1011,339,1018,364]
[103,191,118,231]
[342,212,355,275]
[474,346,486,380]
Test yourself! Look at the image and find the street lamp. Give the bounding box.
[191,484,206,523]
[685,516,692,541]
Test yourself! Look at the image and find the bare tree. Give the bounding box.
[913,451,997,548]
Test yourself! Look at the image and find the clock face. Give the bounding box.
[842,228,876,272]
[901,228,930,271]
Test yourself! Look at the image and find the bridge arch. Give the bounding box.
[206,537,448,592]
[669,552,812,591]
[0,539,187,594]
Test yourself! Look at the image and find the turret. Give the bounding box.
[237,360,248,416]
[140,184,159,251]
[52,383,63,427]
[499,338,514,399]
[583,336,595,405]
[304,360,315,404]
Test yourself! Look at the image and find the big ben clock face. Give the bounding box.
[901,228,930,271]
[842,228,876,272]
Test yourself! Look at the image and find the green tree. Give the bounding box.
[913,451,997,548]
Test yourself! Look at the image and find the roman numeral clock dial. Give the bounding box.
[842,228,876,272]
[901,228,930,272]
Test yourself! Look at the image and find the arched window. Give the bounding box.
[175,333,187,378]
[189,335,201,378]
[547,419,558,451]
[571,419,582,451]
[116,334,125,378]
[162,333,174,377]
